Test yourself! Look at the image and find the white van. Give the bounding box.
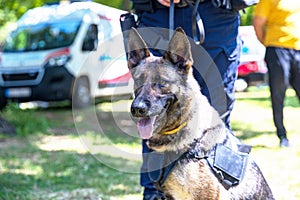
[235,26,267,92]
[0,2,133,109]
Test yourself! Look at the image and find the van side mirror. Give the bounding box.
[82,24,98,51]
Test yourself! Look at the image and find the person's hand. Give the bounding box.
[157,0,180,7]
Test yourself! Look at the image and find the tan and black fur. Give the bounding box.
[127,27,274,200]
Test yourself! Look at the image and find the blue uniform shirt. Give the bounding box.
[139,1,240,60]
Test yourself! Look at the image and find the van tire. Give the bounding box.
[0,100,7,111]
[0,90,7,110]
[72,77,91,109]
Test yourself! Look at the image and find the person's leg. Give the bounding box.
[141,140,165,200]
[216,51,240,129]
[289,49,300,101]
[193,48,239,130]
[265,47,290,144]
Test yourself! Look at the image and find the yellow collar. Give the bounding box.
[161,122,187,135]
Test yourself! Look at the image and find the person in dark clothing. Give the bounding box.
[129,0,242,199]
[253,0,300,148]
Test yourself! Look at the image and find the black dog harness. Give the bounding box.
[148,134,251,191]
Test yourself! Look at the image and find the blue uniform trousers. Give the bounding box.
[137,2,241,195]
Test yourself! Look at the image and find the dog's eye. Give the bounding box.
[152,82,164,89]
[153,75,169,88]
[161,79,169,86]
[158,83,166,88]
[156,80,169,88]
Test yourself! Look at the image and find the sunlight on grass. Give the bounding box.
[37,135,88,153]
[97,100,131,113]
[232,87,300,200]
[251,147,300,200]
[232,87,299,145]
[79,131,141,160]
[0,158,43,176]
[0,137,142,200]
[36,134,142,163]
[110,194,142,200]
[38,188,104,200]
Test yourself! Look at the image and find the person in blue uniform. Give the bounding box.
[130,0,242,199]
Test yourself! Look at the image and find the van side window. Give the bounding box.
[82,24,98,51]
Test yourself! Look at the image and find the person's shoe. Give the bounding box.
[143,193,165,200]
[279,138,290,148]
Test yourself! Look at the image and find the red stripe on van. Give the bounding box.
[98,72,131,88]
[98,15,112,21]
[45,48,70,61]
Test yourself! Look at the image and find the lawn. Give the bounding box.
[0,86,299,200]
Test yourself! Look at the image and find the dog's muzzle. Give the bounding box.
[131,94,176,118]
[131,97,150,118]
[131,93,176,139]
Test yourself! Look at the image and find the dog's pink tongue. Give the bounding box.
[137,117,155,139]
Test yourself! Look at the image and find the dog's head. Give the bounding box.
[127,27,199,150]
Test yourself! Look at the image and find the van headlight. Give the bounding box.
[47,55,71,67]
[45,48,71,67]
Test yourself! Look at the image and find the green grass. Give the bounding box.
[0,86,299,200]
[231,86,300,200]
[1,102,50,136]
[0,137,141,200]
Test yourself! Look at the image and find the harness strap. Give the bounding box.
[148,141,251,191]
[169,0,175,40]
[191,0,205,44]
[148,151,185,192]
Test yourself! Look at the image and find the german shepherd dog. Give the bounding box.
[127,27,274,200]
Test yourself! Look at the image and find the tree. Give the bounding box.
[0,0,131,27]
[240,7,255,26]
[0,0,58,26]
[122,0,131,11]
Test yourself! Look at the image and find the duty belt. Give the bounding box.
[168,0,205,43]
[153,0,209,9]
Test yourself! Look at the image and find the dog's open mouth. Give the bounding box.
[132,94,174,139]
[137,116,156,139]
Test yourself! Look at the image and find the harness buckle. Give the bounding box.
[216,169,224,181]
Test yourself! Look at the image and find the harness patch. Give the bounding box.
[207,144,249,189]
[147,139,251,191]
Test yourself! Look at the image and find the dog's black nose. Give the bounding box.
[131,99,150,117]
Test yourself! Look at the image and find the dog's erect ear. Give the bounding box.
[127,28,150,69]
[164,27,193,73]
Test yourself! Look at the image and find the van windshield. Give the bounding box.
[2,21,81,52]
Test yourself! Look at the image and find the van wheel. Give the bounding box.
[72,77,91,109]
[0,91,7,111]
[0,99,7,111]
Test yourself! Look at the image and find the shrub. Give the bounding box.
[1,102,49,136]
